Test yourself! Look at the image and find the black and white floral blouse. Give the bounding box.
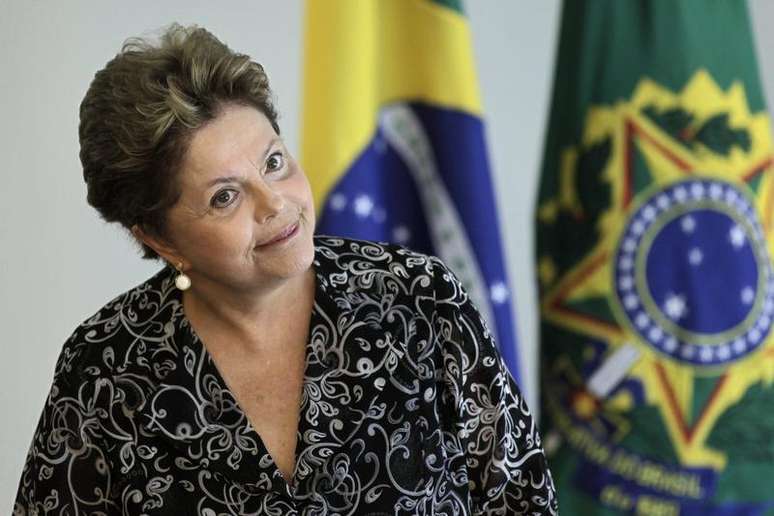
[15,237,557,515]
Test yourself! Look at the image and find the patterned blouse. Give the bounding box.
[15,237,557,515]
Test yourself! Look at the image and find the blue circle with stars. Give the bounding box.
[613,179,774,366]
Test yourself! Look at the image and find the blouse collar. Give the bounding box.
[133,237,422,496]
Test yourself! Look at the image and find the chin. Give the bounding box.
[276,231,315,278]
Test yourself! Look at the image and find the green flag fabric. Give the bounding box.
[537,1,774,514]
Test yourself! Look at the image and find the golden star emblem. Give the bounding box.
[539,70,774,469]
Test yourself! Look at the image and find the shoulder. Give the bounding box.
[313,235,450,293]
[313,234,434,269]
[16,270,177,513]
[52,265,181,389]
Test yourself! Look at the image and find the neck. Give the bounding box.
[181,267,316,354]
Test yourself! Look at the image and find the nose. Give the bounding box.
[252,182,285,224]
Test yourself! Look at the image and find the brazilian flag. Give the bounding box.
[302,0,522,380]
[537,0,774,514]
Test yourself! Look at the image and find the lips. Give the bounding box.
[255,222,299,248]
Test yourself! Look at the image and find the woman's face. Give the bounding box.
[154,103,316,292]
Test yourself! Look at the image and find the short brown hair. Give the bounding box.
[79,23,280,260]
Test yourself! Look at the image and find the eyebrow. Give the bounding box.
[206,175,242,188]
[204,137,282,188]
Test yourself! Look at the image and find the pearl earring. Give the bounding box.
[174,262,191,291]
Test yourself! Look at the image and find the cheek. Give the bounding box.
[285,170,315,210]
[188,216,254,255]
[300,178,316,227]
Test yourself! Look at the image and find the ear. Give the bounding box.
[131,224,187,269]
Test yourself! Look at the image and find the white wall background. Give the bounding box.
[1,0,772,508]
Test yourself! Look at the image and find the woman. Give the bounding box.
[14,24,557,515]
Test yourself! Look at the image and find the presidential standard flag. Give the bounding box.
[537,0,774,514]
[302,0,522,380]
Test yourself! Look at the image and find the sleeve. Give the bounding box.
[14,340,118,515]
[430,257,559,516]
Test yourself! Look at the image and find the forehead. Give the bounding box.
[180,105,277,183]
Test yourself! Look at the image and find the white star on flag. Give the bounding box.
[688,247,703,266]
[674,186,688,202]
[392,226,411,243]
[681,215,696,234]
[663,293,688,321]
[353,194,374,218]
[619,275,634,290]
[725,189,739,204]
[329,193,347,211]
[709,183,723,199]
[729,224,746,248]
[490,282,509,304]
[690,182,705,199]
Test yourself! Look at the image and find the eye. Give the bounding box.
[266,151,285,172]
[210,189,238,208]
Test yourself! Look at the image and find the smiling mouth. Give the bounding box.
[255,222,299,248]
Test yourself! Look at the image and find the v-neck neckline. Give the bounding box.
[139,238,406,500]
[164,243,332,497]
